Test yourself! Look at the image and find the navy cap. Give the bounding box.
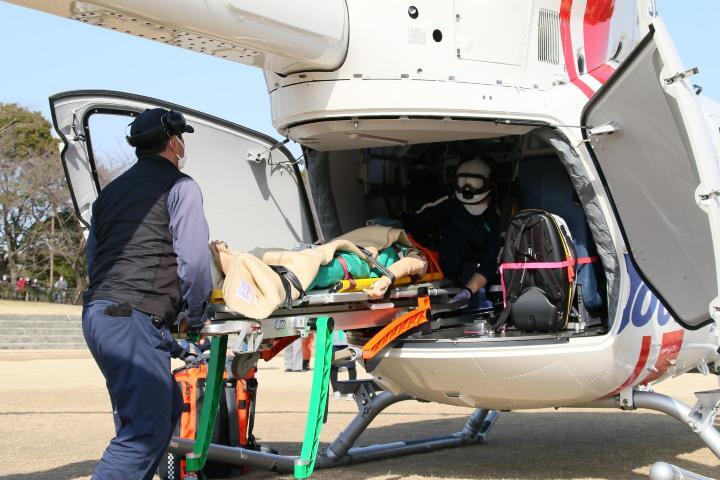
[126,108,194,148]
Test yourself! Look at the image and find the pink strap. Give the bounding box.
[337,256,352,280]
[501,260,572,271]
[499,256,598,305]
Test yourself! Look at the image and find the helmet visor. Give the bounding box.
[455,173,493,200]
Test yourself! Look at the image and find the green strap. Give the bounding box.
[185,335,228,474]
[294,317,334,479]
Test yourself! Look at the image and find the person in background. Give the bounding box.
[15,276,26,300]
[29,278,39,301]
[54,275,68,303]
[330,329,357,400]
[302,333,314,371]
[284,337,305,372]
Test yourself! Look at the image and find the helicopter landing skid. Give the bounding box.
[632,389,720,480]
[649,462,715,480]
[167,379,499,474]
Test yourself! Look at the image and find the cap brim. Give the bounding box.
[184,125,195,133]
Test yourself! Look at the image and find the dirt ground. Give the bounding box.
[0,300,82,316]
[1,348,719,480]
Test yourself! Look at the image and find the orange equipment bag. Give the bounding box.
[158,361,258,479]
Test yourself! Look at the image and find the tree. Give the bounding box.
[0,103,87,298]
[0,104,57,284]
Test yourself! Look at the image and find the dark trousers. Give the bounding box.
[82,299,182,480]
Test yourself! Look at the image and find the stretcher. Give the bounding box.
[177,280,462,479]
[204,281,461,353]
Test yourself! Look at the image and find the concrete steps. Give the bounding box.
[0,314,85,349]
[2,342,88,349]
[2,327,83,335]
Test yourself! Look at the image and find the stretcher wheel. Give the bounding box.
[230,351,260,379]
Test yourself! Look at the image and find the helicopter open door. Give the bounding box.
[49,90,317,251]
[582,24,720,330]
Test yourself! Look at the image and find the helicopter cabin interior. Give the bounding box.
[303,126,618,340]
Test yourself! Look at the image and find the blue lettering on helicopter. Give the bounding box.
[618,256,672,334]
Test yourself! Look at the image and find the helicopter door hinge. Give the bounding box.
[695,186,720,213]
[698,189,720,202]
[710,297,720,323]
[247,138,296,166]
[71,111,86,142]
[587,122,620,136]
[664,67,699,86]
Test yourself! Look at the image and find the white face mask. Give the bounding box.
[458,191,490,216]
[175,136,188,170]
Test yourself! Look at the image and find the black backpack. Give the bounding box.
[495,210,578,333]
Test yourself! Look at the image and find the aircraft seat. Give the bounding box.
[516,156,604,311]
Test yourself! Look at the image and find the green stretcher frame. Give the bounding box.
[184,334,228,475]
[294,316,333,479]
[183,317,333,479]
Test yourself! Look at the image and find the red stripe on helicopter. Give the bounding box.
[589,63,616,84]
[560,0,595,98]
[583,0,615,74]
[603,335,652,398]
[637,330,685,385]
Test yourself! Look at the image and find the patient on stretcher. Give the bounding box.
[210,226,429,320]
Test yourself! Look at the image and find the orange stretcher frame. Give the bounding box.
[362,295,431,360]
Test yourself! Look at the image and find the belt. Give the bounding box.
[104,302,165,328]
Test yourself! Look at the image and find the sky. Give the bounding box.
[0,1,718,150]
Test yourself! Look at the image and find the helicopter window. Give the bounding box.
[86,113,138,189]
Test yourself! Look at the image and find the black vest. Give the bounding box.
[85,155,189,323]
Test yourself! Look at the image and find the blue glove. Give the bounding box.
[173,339,204,363]
[449,287,472,306]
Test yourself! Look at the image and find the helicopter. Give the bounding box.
[5,0,720,478]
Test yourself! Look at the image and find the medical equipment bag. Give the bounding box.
[158,360,258,479]
[497,209,577,332]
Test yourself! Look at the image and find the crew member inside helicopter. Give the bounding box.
[399,157,504,307]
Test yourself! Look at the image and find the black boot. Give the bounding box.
[303,360,310,371]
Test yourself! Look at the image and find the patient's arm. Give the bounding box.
[364,250,428,299]
[210,240,232,274]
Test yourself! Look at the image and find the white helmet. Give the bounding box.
[454,158,493,216]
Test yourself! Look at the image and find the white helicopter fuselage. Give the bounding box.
[5,0,720,412]
[262,0,720,410]
[374,277,719,410]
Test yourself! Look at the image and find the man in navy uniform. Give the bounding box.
[82,108,212,480]
[401,157,503,306]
